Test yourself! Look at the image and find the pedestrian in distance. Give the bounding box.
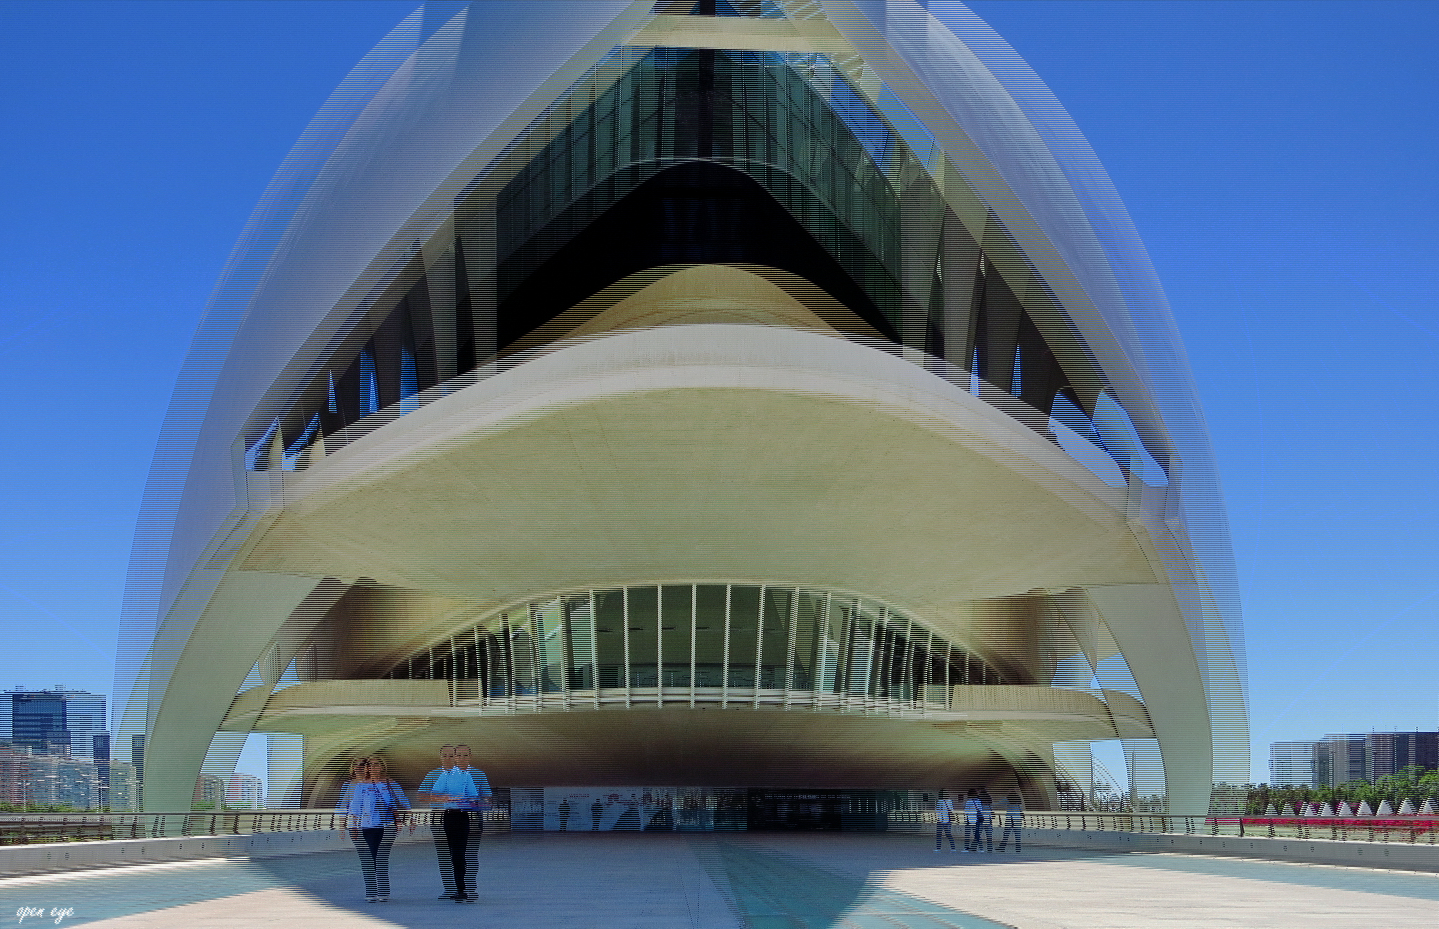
[976,788,995,852]
[964,789,983,852]
[934,789,956,852]
[997,793,1023,853]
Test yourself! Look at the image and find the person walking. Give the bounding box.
[364,755,410,900]
[339,756,406,903]
[419,746,459,899]
[453,744,491,903]
[934,790,956,852]
[997,793,1023,853]
[963,789,983,852]
[976,788,994,852]
[429,746,480,903]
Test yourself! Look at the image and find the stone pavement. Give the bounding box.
[1,832,1435,929]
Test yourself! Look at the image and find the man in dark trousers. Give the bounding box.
[452,744,491,902]
[428,748,479,903]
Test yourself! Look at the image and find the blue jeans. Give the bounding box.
[936,821,955,849]
[355,825,395,897]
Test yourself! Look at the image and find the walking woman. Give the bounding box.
[934,789,956,852]
[367,755,410,900]
[340,755,410,902]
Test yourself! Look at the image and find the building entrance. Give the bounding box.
[746,790,884,832]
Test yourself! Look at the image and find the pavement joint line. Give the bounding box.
[0,855,262,886]
[1103,849,1439,877]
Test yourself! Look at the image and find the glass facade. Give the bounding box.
[245,43,1088,481]
[387,584,1003,710]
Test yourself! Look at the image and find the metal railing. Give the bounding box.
[0,806,510,846]
[1025,811,1439,845]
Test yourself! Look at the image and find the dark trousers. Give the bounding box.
[976,816,993,851]
[354,825,395,897]
[442,809,472,898]
[935,821,955,849]
[998,815,1022,852]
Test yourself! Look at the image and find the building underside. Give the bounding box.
[117,3,1246,818]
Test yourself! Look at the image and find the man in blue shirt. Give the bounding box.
[425,745,482,903]
[453,744,492,901]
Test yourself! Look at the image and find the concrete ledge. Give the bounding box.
[0,828,431,879]
[1026,827,1439,872]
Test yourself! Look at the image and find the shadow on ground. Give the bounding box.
[4,832,1437,928]
[700,841,1011,929]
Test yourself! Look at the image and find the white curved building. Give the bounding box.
[117,1,1246,819]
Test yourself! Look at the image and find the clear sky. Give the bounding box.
[1,2,1435,786]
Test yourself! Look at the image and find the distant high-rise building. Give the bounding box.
[1269,741,1319,787]
[1318,735,1368,787]
[226,773,264,810]
[1301,731,1438,787]
[192,774,225,809]
[0,742,29,807]
[0,688,109,762]
[25,754,100,809]
[1,687,110,804]
[107,761,139,812]
[1367,731,1439,782]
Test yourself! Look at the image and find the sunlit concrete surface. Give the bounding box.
[2,834,1436,929]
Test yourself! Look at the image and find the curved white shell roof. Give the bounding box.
[117,1,1245,796]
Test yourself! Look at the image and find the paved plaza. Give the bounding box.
[1,833,1436,929]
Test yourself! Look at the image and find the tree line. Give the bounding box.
[1246,766,1439,815]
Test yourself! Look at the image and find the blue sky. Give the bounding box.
[1,2,1435,785]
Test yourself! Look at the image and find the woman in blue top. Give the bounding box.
[339,755,411,902]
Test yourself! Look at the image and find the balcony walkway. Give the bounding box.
[1,832,1435,928]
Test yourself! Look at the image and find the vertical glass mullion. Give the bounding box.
[530,605,542,698]
[942,639,952,708]
[590,592,600,708]
[875,611,889,701]
[559,602,572,706]
[752,586,764,707]
[503,615,515,701]
[656,583,664,708]
[786,589,799,696]
[622,587,631,704]
[689,585,697,708]
[722,585,731,707]
[906,619,918,705]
